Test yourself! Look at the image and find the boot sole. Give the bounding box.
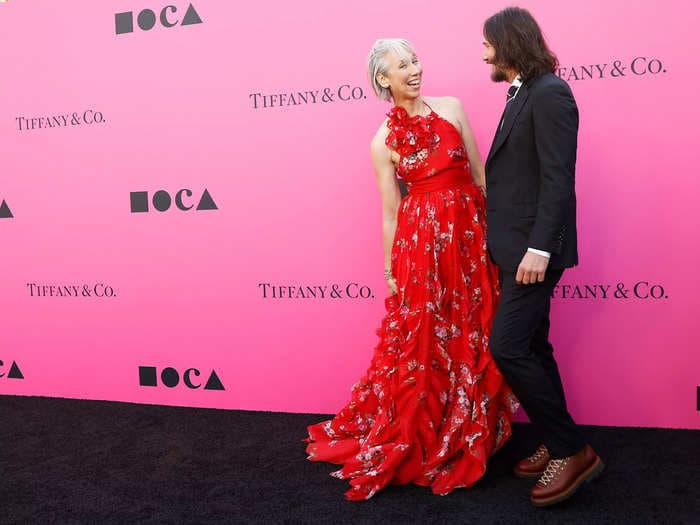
[530,456,605,507]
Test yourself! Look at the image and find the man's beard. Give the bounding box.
[490,65,508,82]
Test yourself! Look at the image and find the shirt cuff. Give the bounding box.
[528,247,551,258]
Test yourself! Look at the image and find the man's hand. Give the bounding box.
[516,251,549,284]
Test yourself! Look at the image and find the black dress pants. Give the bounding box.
[489,268,586,458]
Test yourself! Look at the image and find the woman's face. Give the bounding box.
[378,48,422,101]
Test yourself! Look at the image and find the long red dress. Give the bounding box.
[305,104,518,501]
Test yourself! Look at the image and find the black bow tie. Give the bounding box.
[506,85,518,102]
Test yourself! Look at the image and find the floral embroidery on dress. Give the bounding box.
[306,103,518,501]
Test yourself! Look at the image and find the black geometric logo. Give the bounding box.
[0,360,24,379]
[0,199,13,219]
[116,3,203,35]
[130,189,218,213]
[138,366,224,390]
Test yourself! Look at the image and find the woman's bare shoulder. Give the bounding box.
[424,95,464,113]
[371,119,391,148]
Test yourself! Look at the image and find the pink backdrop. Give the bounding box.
[1,0,698,429]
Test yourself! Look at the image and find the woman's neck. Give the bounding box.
[395,97,426,117]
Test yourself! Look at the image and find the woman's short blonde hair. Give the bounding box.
[367,38,416,101]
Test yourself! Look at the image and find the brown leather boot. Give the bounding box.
[513,444,550,478]
[530,444,604,507]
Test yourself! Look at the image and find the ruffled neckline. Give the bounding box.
[385,105,438,158]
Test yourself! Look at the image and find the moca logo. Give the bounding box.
[138,366,225,390]
[115,3,203,35]
[0,199,13,219]
[0,360,24,380]
[130,189,218,213]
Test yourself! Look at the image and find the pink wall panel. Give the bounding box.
[1,0,698,429]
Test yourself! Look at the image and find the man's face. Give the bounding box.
[482,38,508,82]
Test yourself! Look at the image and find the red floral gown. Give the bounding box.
[306,104,518,501]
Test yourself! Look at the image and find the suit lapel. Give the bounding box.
[486,83,530,166]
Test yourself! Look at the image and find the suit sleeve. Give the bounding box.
[528,81,578,253]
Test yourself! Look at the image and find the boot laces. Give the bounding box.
[538,458,568,486]
[528,444,549,464]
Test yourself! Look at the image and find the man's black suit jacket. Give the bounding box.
[485,72,579,272]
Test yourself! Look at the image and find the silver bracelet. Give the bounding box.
[384,268,394,281]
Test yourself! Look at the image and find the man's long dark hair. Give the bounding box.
[483,7,558,82]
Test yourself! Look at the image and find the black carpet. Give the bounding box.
[1,395,698,524]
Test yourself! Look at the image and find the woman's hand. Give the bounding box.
[384,268,398,295]
[386,276,398,295]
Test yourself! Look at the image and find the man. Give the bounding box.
[482,7,604,507]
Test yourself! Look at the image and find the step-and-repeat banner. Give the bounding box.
[2,0,698,429]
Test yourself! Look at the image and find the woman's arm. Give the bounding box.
[370,128,402,294]
[450,97,486,192]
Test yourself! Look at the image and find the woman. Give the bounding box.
[305,39,518,501]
